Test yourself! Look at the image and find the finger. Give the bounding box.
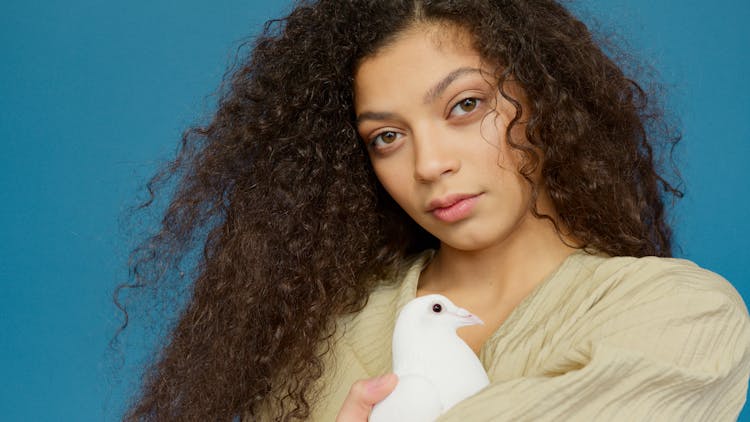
[336,373,398,422]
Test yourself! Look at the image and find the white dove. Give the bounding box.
[369,294,490,422]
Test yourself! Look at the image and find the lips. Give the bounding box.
[428,193,481,223]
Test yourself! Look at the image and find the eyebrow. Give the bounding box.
[356,66,482,126]
[356,111,403,125]
[423,66,482,105]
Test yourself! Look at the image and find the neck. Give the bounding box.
[418,213,577,307]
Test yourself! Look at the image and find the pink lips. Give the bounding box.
[428,193,481,223]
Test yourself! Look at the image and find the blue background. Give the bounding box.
[1,1,748,420]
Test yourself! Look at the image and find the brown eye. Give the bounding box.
[450,98,480,116]
[459,98,477,112]
[373,131,399,145]
[432,303,442,313]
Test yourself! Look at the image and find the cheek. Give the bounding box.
[481,110,530,172]
[372,161,413,205]
[476,113,515,171]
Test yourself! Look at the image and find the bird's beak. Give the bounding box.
[453,307,484,327]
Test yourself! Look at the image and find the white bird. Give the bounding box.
[369,294,490,422]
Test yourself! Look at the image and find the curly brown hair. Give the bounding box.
[118,0,682,420]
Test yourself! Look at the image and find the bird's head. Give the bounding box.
[398,294,484,332]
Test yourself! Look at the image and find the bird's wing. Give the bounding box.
[431,336,490,411]
[369,374,444,422]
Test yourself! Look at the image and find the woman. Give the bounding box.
[120,1,750,421]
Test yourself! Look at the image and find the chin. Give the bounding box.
[438,234,501,252]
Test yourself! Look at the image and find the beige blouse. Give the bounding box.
[307,250,750,421]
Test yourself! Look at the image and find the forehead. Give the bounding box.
[353,24,485,108]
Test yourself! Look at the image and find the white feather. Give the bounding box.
[369,294,490,422]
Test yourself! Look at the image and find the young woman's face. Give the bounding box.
[354,25,543,252]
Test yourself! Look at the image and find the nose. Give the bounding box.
[412,127,461,182]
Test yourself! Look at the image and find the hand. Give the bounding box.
[335,373,398,422]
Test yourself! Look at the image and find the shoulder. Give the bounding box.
[331,252,432,371]
[572,253,747,316]
[308,253,433,420]
[565,253,750,371]
[449,254,750,421]
[342,251,433,330]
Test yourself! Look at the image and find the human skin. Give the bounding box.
[335,374,399,422]
[339,23,577,420]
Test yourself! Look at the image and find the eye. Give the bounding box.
[370,130,401,147]
[432,303,442,313]
[450,97,480,116]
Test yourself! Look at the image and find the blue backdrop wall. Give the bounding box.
[1,1,748,420]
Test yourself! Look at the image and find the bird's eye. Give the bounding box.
[432,303,442,313]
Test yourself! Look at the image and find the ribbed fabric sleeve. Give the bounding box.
[304,251,750,421]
